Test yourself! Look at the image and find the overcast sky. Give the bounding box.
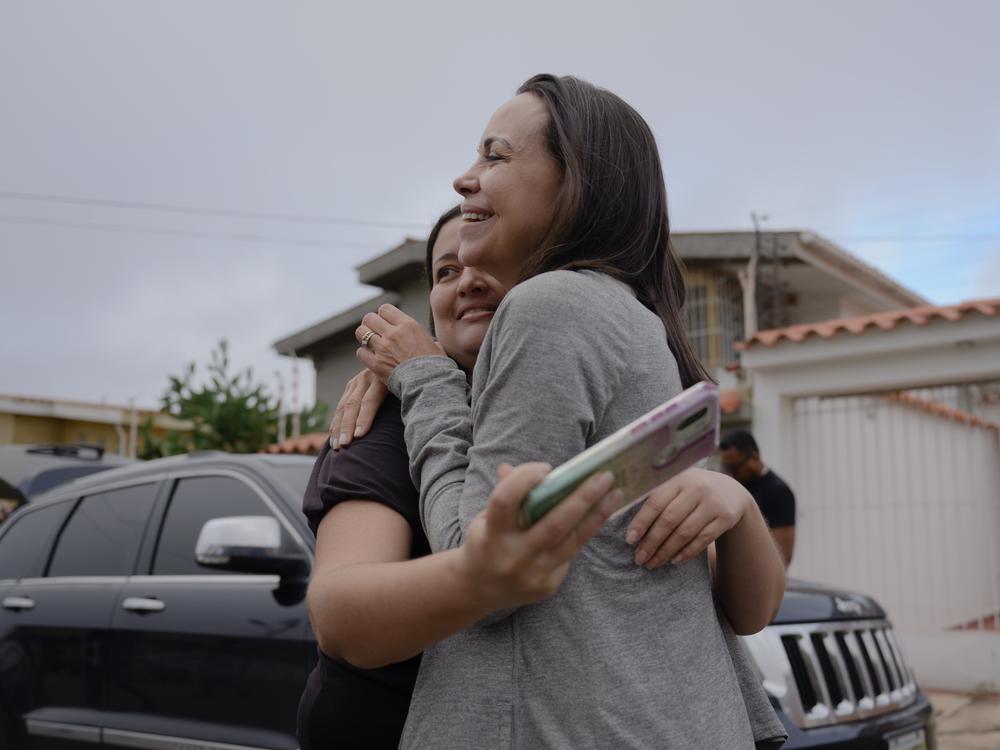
[1,0,998,411]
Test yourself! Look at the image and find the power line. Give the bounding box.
[0,214,386,251]
[0,189,429,231]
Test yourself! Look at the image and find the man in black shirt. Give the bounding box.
[720,430,796,566]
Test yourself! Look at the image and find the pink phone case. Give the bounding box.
[519,382,720,526]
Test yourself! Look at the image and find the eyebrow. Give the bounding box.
[433,252,460,267]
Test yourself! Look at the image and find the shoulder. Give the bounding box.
[494,270,637,332]
[768,470,795,498]
[302,396,417,534]
[503,270,631,308]
[318,397,406,481]
[755,471,794,500]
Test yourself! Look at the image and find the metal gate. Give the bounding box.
[789,381,1000,633]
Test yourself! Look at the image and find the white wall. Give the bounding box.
[744,313,1000,688]
[790,393,1000,631]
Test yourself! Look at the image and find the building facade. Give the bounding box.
[0,393,191,457]
[274,230,927,418]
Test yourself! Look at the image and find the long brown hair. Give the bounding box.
[422,204,463,335]
[516,74,710,387]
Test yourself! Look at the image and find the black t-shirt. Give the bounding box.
[746,469,796,528]
[297,396,429,750]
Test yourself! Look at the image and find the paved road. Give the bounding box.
[928,690,1000,750]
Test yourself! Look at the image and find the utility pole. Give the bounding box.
[769,230,783,328]
[739,212,765,338]
[291,352,301,439]
[275,370,286,446]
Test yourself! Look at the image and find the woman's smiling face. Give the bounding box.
[429,217,509,374]
[452,93,563,288]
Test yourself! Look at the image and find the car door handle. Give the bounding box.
[2,596,35,611]
[122,597,166,613]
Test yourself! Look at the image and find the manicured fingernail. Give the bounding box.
[671,555,683,565]
[626,529,638,545]
[354,424,366,437]
[331,435,339,450]
[339,432,349,447]
[635,549,649,565]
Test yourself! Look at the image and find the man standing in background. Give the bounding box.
[720,430,796,566]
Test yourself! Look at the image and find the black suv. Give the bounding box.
[0,444,134,523]
[0,452,315,750]
[0,453,935,749]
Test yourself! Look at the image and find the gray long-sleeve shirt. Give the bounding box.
[389,270,785,749]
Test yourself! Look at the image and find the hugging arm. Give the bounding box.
[307,465,620,669]
[390,276,619,553]
[627,467,785,634]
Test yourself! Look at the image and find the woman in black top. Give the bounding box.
[297,204,783,749]
[296,206,515,749]
[297,398,428,749]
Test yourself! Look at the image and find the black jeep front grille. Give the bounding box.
[755,619,918,729]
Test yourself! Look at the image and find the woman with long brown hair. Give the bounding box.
[351,75,786,748]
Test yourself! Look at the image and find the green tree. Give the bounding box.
[139,340,327,459]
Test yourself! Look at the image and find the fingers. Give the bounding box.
[336,390,363,450]
[663,518,727,566]
[360,312,391,337]
[356,344,378,371]
[329,375,366,449]
[524,471,617,554]
[377,303,410,325]
[484,463,551,532]
[328,408,343,450]
[644,505,718,569]
[546,486,623,566]
[626,476,683,546]
[354,379,388,438]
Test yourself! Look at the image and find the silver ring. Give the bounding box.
[361,330,377,348]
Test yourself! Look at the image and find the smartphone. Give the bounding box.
[519,381,720,527]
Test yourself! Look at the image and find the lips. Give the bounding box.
[457,304,498,321]
[460,203,493,223]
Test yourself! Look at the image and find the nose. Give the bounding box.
[457,266,489,296]
[453,162,480,197]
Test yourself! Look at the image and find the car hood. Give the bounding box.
[772,578,886,624]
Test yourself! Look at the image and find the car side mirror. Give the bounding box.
[195,516,307,578]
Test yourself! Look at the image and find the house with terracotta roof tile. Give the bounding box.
[273,230,1000,688]
[740,296,1000,685]
[273,229,927,429]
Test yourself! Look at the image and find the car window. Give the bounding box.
[23,465,120,497]
[48,484,158,577]
[0,502,73,580]
[152,476,279,576]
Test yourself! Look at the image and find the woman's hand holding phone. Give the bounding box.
[626,468,752,569]
[459,463,623,612]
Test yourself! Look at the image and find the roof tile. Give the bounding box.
[887,392,998,432]
[266,432,327,455]
[742,297,1000,349]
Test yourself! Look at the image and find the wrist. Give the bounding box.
[449,545,501,618]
